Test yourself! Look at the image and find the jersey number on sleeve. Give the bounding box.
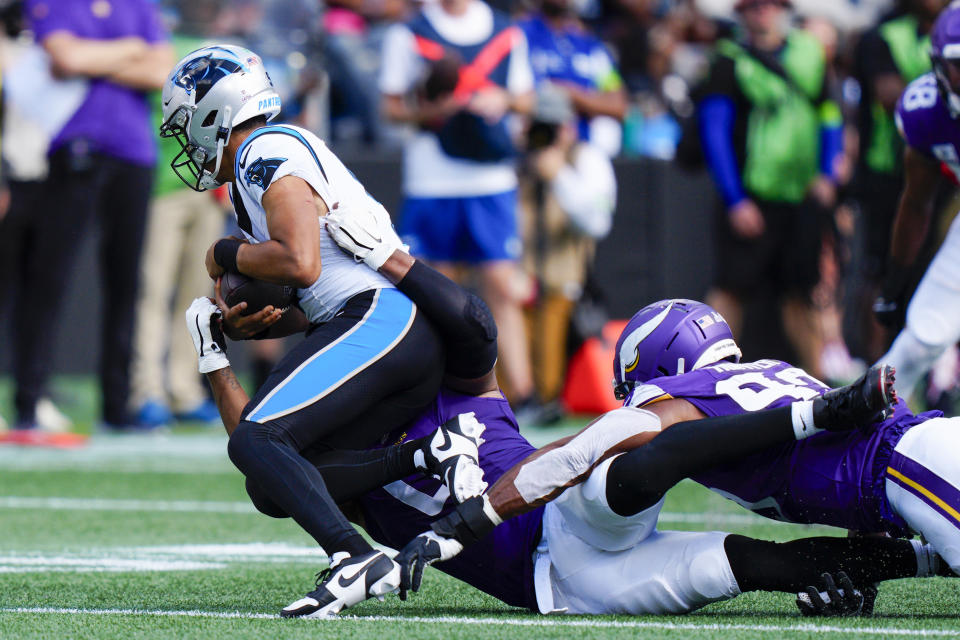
[715,368,824,411]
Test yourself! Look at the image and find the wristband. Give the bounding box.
[791,400,822,440]
[430,495,497,546]
[214,238,243,273]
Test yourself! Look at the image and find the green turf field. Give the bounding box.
[1,376,959,639]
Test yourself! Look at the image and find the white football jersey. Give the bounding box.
[230,124,393,324]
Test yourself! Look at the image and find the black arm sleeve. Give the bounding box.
[395,260,498,379]
[605,406,793,516]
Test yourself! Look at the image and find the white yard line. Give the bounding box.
[0,607,957,636]
[0,558,224,573]
[0,496,256,513]
[0,543,346,574]
[0,434,234,473]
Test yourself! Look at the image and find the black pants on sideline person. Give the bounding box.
[13,144,153,426]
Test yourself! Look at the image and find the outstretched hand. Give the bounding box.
[395,531,464,600]
[796,572,865,617]
[213,277,283,340]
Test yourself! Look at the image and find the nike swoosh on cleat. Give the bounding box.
[434,428,454,454]
[336,555,381,590]
[283,597,319,612]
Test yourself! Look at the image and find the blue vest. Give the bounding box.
[408,9,518,162]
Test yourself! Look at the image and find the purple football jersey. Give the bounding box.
[896,73,960,182]
[627,359,940,535]
[359,389,543,610]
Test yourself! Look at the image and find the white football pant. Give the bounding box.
[882,212,960,398]
[533,456,740,615]
[886,416,960,574]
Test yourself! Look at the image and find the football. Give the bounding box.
[220,271,296,316]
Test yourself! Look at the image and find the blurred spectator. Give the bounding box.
[379,0,537,408]
[10,0,174,431]
[802,14,867,383]
[698,0,895,30]
[518,84,615,420]
[697,0,842,376]
[129,7,228,429]
[613,1,716,158]
[847,0,946,362]
[0,0,74,433]
[518,0,627,156]
[324,0,409,145]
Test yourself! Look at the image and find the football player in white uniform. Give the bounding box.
[161,44,461,616]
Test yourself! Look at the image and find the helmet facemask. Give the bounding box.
[160,103,233,192]
[933,53,960,119]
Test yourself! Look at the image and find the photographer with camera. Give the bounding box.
[379,0,536,412]
[517,84,616,422]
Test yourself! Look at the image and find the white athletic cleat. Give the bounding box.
[36,398,73,433]
[325,202,408,270]
[280,550,400,618]
[416,412,487,503]
[185,297,230,374]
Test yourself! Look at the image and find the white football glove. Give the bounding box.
[325,201,408,271]
[186,297,230,374]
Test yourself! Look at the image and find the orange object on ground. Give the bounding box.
[0,430,89,449]
[561,319,628,414]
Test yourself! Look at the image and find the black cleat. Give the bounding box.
[280,550,400,618]
[813,364,896,432]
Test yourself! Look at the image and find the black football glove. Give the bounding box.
[873,262,910,329]
[395,531,463,600]
[796,572,865,617]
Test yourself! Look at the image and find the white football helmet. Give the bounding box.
[160,44,281,191]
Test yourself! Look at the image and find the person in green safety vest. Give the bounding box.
[849,0,948,363]
[696,0,842,379]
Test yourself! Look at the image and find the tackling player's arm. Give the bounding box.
[486,398,703,518]
[184,298,251,436]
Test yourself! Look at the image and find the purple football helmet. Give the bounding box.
[931,2,960,119]
[613,299,742,400]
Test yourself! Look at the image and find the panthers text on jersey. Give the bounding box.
[359,389,544,610]
[896,73,960,183]
[230,124,393,323]
[626,359,940,535]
